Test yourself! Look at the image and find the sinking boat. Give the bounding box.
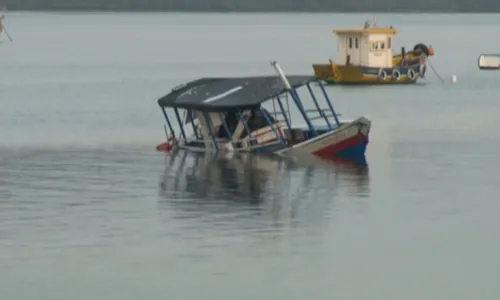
[312,18,434,85]
[156,61,371,161]
[478,54,500,70]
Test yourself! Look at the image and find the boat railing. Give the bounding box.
[269,108,342,123]
[304,108,342,122]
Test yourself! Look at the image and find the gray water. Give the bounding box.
[1,12,500,299]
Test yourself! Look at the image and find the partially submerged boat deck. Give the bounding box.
[156,62,371,161]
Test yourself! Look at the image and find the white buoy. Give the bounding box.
[451,75,457,83]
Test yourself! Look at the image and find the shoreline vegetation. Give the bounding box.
[2,0,500,13]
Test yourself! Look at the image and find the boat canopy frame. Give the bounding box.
[157,75,342,153]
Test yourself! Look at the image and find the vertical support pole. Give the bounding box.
[238,112,252,143]
[290,89,317,137]
[174,108,187,140]
[306,83,332,129]
[260,108,285,145]
[276,95,291,131]
[317,80,340,126]
[202,111,219,152]
[285,94,292,128]
[161,107,176,138]
[272,98,277,116]
[218,112,233,141]
[286,94,291,127]
[187,109,200,139]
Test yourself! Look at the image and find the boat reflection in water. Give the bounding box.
[158,152,370,254]
[159,151,370,213]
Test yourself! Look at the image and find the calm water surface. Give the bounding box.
[1,12,500,299]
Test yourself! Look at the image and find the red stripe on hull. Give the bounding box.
[312,133,366,158]
[252,126,283,139]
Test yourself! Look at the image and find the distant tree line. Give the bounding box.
[2,0,500,12]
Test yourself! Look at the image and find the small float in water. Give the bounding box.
[312,17,434,85]
[156,61,371,162]
[478,54,500,70]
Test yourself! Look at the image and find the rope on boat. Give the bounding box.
[427,59,445,84]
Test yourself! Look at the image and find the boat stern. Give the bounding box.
[277,117,371,161]
[312,61,335,81]
[311,117,370,160]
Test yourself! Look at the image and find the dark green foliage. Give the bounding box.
[3,0,500,12]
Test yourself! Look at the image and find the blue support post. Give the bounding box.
[276,95,292,131]
[238,112,252,140]
[218,112,233,140]
[306,83,332,130]
[161,107,176,138]
[202,111,219,152]
[289,89,317,137]
[260,108,285,145]
[237,111,254,148]
[317,80,340,126]
[187,109,200,139]
[174,108,187,140]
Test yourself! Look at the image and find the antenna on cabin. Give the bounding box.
[0,6,13,42]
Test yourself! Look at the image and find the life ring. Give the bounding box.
[407,68,417,80]
[378,68,387,81]
[392,69,401,81]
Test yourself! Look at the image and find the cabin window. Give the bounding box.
[355,37,359,49]
[388,37,392,49]
[349,37,352,49]
[370,41,388,51]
